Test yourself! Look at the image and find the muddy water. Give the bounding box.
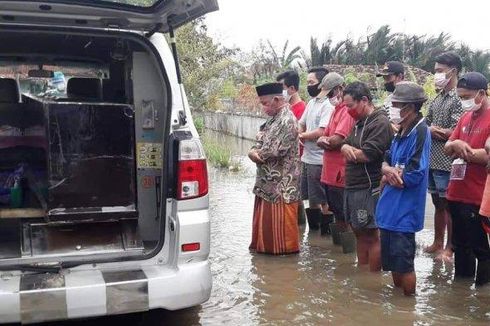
[43,131,490,326]
[194,131,490,325]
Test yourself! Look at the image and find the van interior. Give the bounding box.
[0,29,169,267]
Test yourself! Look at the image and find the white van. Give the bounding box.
[0,0,216,323]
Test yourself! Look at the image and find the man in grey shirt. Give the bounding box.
[299,67,333,232]
[425,52,464,262]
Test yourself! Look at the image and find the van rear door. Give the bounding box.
[0,0,218,32]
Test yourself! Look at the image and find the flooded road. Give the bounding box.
[196,131,490,325]
[37,131,490,325]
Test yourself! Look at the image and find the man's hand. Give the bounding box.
[317,136,331,150]
[341,144,357,162]
[382,165,404,188]
[449,139,475,161]
[248,149,265,164]
[430,126,447,141]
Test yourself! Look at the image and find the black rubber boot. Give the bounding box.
[320,213,334,235]
[476,260,490,286]
[297,203,306,226]
[305,208,321,231]
[454,248,476,279]
[340,231,356,254]
[330,223,342,245]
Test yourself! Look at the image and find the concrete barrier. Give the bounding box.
[201,111,267,141]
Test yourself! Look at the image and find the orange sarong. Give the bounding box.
[249,197,300,255]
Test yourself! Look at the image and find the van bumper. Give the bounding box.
[0,261,212,324]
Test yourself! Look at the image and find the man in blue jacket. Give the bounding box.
[377,82,431,296]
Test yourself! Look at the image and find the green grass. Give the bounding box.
[194,116,205,135]
[202,136,241,171]
[203,137,232,168]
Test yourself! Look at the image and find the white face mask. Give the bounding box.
[389,106,403,124]
[282,89,291,103]
[434,72,450,89]
[329,96,341,107]
[461,94,482,112]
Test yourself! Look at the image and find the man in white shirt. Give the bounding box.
[299,67,334,233]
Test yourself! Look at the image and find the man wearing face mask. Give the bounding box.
[276,70,306,121]
[340,82,393,265]
[248,82,301,255]
[377,82,431,296]
[377,61,405,111]
[277,70,307,225]
[444,72,490,286]
[299,66,333,232]
[317,73,356,243]
[425,51,464,261]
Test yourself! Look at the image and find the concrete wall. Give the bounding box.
[201,111,267,141]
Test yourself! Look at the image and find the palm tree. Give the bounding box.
[469,50,490,78]
[267,40,302,69]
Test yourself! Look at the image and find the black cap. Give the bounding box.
[457,72,488,91]
[376,61,405,77]
[255,82,283,96]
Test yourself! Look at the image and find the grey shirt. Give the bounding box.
[426,89,464,172]
[299,97,333,165]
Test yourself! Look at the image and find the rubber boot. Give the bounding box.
[475,260,490,286]
[297,203,306,226]
[454,248,476,279]
[340,231,356,254]
[305,208,321,231]
[320,213,334,236]
[330,223,342,245]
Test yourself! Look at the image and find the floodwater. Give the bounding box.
[39,131,490,326]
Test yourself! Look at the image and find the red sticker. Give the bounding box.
[142,176,154,189]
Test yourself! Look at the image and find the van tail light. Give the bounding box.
[177,139,208,200]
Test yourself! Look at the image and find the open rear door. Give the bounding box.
[0,0,219,32]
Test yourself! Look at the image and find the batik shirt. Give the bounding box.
[252,106,301,204]
[426,89,463,171]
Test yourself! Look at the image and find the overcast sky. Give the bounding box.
[205,0,490,54]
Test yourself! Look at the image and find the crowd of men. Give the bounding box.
[247,51,490,296]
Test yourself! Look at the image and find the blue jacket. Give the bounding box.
[376,117,431,233]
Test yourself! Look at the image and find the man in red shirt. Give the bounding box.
[277,70,307,224]
[317,73,355,248]
[445,72,490,286]
[276,70,306,121]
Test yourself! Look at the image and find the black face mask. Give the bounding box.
[384,81,396,93]
[307,83,321,97]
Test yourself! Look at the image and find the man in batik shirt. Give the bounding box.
[248,82,301,255]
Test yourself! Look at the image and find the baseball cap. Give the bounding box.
[318,72,344,93]
[457,72,488,91]
[376,61,405,77]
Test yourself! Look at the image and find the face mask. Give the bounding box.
[347,107,362,120]
[389,106,403,124]
[434,70,454,89]
[461,93,482,112]
[282,89,291,103]
[329,96,341,107]
[384,81,396,93]
[307,83,321,98]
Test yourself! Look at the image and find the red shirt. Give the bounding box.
[291,101,306,120]
[291,100,306,157]
[447,107,490,206]
[320,103,355,187]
